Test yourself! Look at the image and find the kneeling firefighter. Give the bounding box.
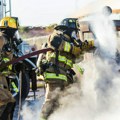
[38,18,95,120]
[0,16,21,120]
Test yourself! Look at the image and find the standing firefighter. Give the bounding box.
[0,16,21,120]
[0,32,15,120]
[38,18,95,120]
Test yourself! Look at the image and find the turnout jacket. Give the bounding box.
[40,30,94,83]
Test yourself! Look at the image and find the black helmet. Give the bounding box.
[55,18,80,31]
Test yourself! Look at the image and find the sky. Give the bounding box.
[10,0,95,26]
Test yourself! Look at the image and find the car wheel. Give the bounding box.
[15,70,30,104]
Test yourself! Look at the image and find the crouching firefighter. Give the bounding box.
[38,18,95,120]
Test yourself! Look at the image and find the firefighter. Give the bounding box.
[38,18,95,120]
[0,31,15,120]
[0,16,22,48]
[0,16,21,120]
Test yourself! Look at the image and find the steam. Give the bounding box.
[91,11,117,59]
[20,9,120,120]
[21,100,41,120]
[48,10,120,120]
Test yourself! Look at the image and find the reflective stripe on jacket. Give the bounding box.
[3,57,12,70]
[1,57,12,75]
[50,52,73,68]
[64,41,71,52]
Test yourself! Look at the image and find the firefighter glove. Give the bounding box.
[72,46,81,56]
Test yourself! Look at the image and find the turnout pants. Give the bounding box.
[0,75,15,120]
[40,80,65,120]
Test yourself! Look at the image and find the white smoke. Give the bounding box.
[91,11,117,59]
[19,9,120,120]
[21,100,41,120]
[48,10,120,120]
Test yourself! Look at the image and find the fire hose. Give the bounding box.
[1,48,53,69]
[0,48,53,120]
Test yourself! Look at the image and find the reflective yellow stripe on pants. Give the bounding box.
[11,82,19,93]
[44,72,67,81]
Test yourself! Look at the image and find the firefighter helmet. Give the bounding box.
[55,18,80,31]
[0,17,19,29]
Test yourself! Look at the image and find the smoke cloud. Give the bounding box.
[20,9,120,120]
[21,100,41,120]
[48,10,120,120]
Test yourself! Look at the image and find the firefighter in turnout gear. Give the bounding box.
[0,16,21,120]
[38,18,95,120]
[0,32,15,120]
[0,17,22,47]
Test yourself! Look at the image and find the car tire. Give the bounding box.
[15,70,30,104]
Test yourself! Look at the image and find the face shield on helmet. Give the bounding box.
[54,18,80,38]
[60,18,80,30]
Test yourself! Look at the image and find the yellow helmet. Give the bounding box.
[0,17,19,29]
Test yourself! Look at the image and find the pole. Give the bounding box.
[17,71,22,120]
[9,0,11,16]
[4,0,6,16]
[1,0,3,18]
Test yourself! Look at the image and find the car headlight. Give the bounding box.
[23,45,31,54]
